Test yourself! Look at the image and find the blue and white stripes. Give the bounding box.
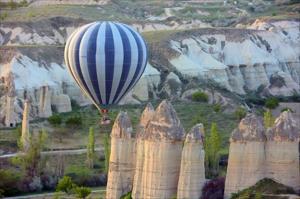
[64,22,148,108]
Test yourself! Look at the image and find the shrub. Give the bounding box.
[265,97,279,109]
[263,110,275,128]
[201,177,225,199]
[28,176,43,192]
[0,169,21,196]
[234,107,247,120]
[191,91,209,102]
[74,186,91,199]
[281,107,293,112]
[65,166,92,186]
[48,114,62,126]
[56,176,76,194]
[65,116,82,127]
[213,104,222,112]
[41,174,58,191]
[231,178,296,199]
[121,191,132,199]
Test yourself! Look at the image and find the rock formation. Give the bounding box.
[51,94,72,113]
[4,73,17,127]
[21,100,30,151]
[265,111,300,191]
[225,112,300,198]
[139,100,185,199]
[177,123,206,199]
[106,112,136,199]
[224,114,266,198]
[132,103,155,199]
[38,86,52,118]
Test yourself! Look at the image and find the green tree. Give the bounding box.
[265,97,279,109]
[8,0,17,10]
[103,133,110,174]
[234,106,247,120]
[74,186,91,199]
[191,91,209,102]
[48,114,62,127]
[56,176,76,194]
[66,116,82,128]
[204,123,221,178]
[263,109,275,128]
[12,130,48,178]
[86,127,95,168]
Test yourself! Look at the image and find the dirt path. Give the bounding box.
[4,188,105,199]
[0,147,103,159]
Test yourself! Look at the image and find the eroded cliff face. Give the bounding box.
[0,18,299,123]
[168,19,300,96]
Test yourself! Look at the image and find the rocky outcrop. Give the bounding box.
[21,100,30,151]
[3,73,18,127]
[38,86,52,118]
[225,112,300,198]
[177,124,206,199]
[139,100,185,199]
[224,114,266,198]
[106,112,136,199]
[51,94,72,113]
[265,111,300,191]
[132,103,155,199]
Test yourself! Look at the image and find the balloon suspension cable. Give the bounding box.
[100,108,111,125]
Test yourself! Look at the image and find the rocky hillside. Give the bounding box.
[0,0,299,125]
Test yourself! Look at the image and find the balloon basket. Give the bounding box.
[100,109,111,125]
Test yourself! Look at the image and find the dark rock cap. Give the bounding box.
[137,103,155,139]
[144,100,185,141]
[185,123,205,144]
[231,114,266,142]
[111,111,133,139]
[266,111,300,141]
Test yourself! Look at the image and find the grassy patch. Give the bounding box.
[1,102,238,155]
[231,178,296,199]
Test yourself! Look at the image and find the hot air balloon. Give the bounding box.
[64,21,148,124]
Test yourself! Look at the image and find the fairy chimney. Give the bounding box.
[138,100,185,199]
[106,112,136,199]
[265,111,300,191]
[132,103,155,199]
[4,72,17,127]
[38,85,52,118]
[224,114,266,199]
[177,124,206,199]
[21,100,31,151]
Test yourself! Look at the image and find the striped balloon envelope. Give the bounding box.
[64,21,148,111]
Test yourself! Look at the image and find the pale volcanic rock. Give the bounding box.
[132,103,155,199]
[266,111,300,141]
[143,100,185,141]
[21,100,30,151]
[230,114,266,142]
[38,86,52,118]
[4,95,17,127]
[139,100,185,199]
[139,103,155,130]
[265,111,300,191]
[224,114,266,199]
[51,94,72,113]
[106,112,136,199]
[177,124,206,199]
